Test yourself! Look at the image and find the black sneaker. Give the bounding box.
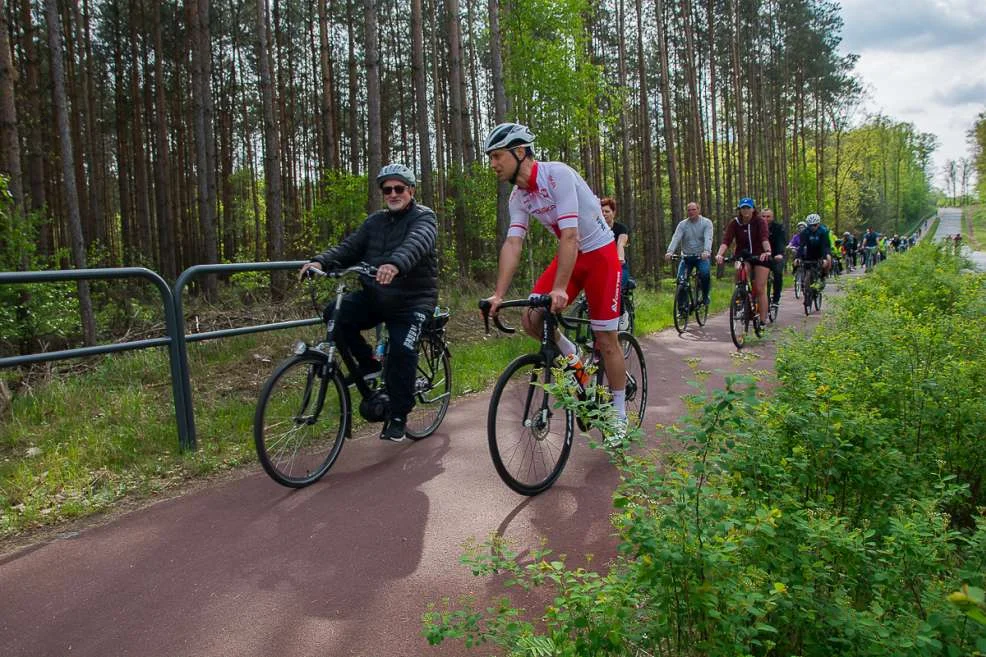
[380,417,407,442]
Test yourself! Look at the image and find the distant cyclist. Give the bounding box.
[842,231,856,271]
[794,213,832,281]
[665,200,714,306]
[860,227,879,271]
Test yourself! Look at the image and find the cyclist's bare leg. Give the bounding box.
[752,263,770,322]
[521,307,545,340]
[593,329,626,413]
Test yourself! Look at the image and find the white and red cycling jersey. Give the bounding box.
[508,161,621,330]
[507,161,614,254]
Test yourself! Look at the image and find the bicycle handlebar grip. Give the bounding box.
[478,299,492,335]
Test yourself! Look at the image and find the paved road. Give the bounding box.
[1,281,833,657]
[936,207,986,270]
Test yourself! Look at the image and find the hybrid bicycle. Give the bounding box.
[253,264,452,488]
[670,255,709,333]
[725,254,767,350]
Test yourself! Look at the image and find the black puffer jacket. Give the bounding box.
[311,200,438,309]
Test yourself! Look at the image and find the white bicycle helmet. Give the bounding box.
[375,163,416,187]
[805,213,822,226]
[797,221,807,230]
[483,122,536,154]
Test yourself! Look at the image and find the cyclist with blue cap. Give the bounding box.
[715,197,772,325]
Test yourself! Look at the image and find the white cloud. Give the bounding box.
[837,0,986,186]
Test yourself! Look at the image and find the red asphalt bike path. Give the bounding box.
[0,274,837,657]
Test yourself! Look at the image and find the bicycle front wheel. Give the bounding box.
[405,336,452,440]
[794,269,803,298]
[488,353,574,496]
[673,283,689,334]
[254,355,348,488]
[729,288,747,349]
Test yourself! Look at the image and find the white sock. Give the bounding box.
[611,388,627,419]
[556,333,578,359]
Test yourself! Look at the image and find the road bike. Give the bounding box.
[792,259,804,299]
[800,259,823,315]
[478,295,648,495]
[725,254,766,350]
[669,255,709,333]
[254,264,452,488]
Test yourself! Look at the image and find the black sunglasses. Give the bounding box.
[381,185,407,195]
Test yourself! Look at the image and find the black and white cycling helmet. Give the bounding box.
[483,122,536,154]
[375,163,416,187]
[805,213,822,226]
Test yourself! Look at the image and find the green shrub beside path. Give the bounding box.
[424,243,986,656]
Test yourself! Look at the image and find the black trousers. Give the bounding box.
[770,259,784,303]
[330,290,430,418]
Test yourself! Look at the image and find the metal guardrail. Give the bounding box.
[0,261,318,451]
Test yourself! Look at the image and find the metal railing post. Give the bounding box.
[172,261,309,451]
[0,268,194,449]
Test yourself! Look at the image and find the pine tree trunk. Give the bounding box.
[488,0,509,241]
[152,2,176,280]
[0,0,23,208]
[412,0,434,206]
[45,0,95,345]
[656,0,681,227]
[257,0,283,286]
[318,0,338,172]
[364,0,381,211]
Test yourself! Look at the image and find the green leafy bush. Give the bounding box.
[424,243,986,656]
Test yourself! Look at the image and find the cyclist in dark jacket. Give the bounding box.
[764,208,786,307]
[300,164,439,442]
[794,213,832,278]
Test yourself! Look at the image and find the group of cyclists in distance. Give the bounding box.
[295,120,911,447]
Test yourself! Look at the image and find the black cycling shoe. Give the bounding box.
[380,417,407,443]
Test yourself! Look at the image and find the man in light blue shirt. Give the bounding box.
[665,201,714,305]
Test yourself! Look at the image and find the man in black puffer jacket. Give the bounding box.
[299,164,438,442]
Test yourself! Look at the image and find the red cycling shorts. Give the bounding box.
[532,241,622,331]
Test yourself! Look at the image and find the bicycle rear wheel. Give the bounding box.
[729,288,747,349]
[254,355,348,488]
[602,332,647,430]
[405,335,452,440]
[673,282,689,334]
[766,274,778,323]
[794,268,803,298]
[692,275,708,326]
[488,353,573,496]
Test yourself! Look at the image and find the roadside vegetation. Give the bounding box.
[965,204,984,250]
[424,242,986,656]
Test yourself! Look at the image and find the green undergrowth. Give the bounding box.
[423,242,986,656]
[1,270,740,539]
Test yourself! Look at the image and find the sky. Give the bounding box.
[836,0,986,188]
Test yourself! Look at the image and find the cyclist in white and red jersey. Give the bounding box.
[482,122,628,439]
